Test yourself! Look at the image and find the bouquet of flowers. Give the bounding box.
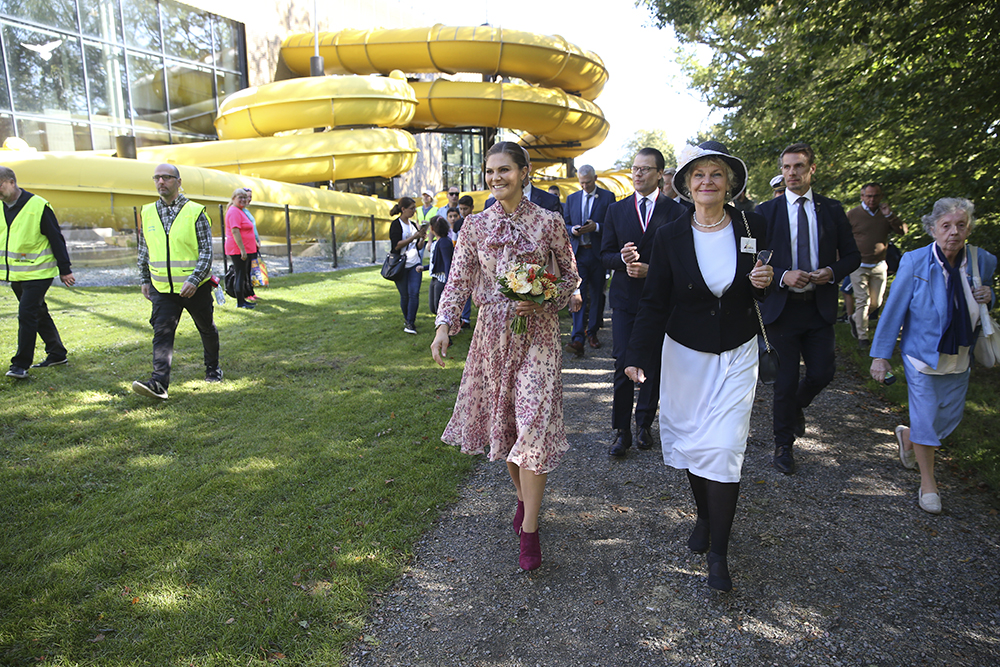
[497,261,561,334]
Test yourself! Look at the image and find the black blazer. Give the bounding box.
[601,193,687,313]
[755,192,860,325]
[625,207,771,371]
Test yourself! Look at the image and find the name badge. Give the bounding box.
[740,237,757,254]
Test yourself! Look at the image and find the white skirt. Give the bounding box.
[659,334,759,483]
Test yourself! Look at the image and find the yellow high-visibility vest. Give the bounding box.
[141,201,210,293]
[1,194,58,281]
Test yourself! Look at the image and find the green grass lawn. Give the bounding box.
[0,269,476,665]
[836,318,1000,497]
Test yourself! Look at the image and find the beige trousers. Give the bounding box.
[850,261,888,340]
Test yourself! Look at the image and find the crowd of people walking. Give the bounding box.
[410,138,996,591]
[3,134,995,592]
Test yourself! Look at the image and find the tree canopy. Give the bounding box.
[614,129,678,170]
[643,0,1000,251]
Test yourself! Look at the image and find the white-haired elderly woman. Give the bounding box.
[870,198,995,514]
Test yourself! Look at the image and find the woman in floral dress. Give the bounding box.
[430,142,580,571]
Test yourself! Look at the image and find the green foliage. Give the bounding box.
[0,270,477,665]
[641,0,1000,255]
[613,129,678,170]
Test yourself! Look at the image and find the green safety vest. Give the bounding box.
[1,194,59,281]
[415,205,437,223]
[141,201,210,293]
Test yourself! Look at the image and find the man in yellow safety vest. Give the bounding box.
[133,164,221,399]
[1,165,75,380]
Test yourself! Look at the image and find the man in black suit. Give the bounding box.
[601,148,686,457]
[756,143,860,474]
[565,164,616,355]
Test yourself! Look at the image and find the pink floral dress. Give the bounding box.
[435,198,580,474]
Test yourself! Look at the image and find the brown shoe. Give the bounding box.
[588,334,601,349]
[566,340,585,356]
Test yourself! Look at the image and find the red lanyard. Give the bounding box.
[634,194,654,231]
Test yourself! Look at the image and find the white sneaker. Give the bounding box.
[403,324,417,335]
[918,489,942,514]
[895,425,916,470]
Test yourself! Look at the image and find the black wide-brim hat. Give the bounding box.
[671,140,748,202]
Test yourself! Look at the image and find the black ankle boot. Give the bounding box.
[707,552,732,592]
[687,519,710,553]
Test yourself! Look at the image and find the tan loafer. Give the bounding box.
[918,489,941,514]
[896,425,916,470]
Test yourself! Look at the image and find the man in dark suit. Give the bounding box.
[565,164,616,355]
[601,148,686,457]
[756,142,860,474]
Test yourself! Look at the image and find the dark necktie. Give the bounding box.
[796,197,812,272]
[582,194,593,244]
[639,197,648,231]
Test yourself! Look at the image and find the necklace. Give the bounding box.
[692,211,727,229]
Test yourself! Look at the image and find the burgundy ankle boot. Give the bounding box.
[513,500,525,536]
[519,529,541,571]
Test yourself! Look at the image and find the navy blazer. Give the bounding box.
[565,186,615,254]
[601,193,687,313]
[484,185,562,215]
[755,192,860,325]
[625,207,771,369]
[871,243,997,368]
[430,236,454,279]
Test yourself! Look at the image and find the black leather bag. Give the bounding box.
[758,338,780,385]
[380,252,405,281]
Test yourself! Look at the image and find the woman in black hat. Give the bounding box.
[624,141,773,591]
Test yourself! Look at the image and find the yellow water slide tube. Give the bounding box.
[135,73,419,185]
[279,26,610,160]
[0,149,395,243]
[280,25,609,101]
[408,81,608,160]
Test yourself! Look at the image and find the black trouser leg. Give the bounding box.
[11,278,64,368]
[184,282,220,370]
[149,289,183,388]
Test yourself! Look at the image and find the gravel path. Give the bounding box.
[348,314,1000,666]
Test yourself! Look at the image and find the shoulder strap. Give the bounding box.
[969,245,982,287]
[741,210,772,351]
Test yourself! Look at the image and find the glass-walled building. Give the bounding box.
[0,0,246,151]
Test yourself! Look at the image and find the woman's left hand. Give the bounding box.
[514,300,545,316]
[240,251,247,260]
[749,260,773,289]
[973,286,992,304]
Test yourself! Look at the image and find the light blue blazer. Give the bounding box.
[871,243,996,369]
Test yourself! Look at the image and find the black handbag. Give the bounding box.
[224,264,237,298]
[886,242,902,275]
[380,252,405,281]
[740,212,780,384]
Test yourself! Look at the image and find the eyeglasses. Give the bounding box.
[152,175,177,182]
[631,166,658,176]
[448,191,459,196]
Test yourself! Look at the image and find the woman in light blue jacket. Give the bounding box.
[870,198,995,514]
